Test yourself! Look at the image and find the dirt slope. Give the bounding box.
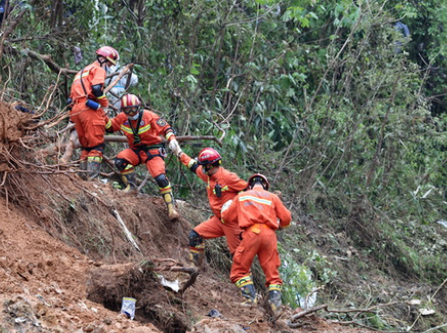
[0,101,373,332]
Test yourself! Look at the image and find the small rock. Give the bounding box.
[92,325,107,333]
[103,317,112,325]
[84,324,96,332]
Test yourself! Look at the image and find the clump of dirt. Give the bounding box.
[87,261,190,332]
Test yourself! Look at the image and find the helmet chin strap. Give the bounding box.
[97,56,108,66]
[128,111,140,120]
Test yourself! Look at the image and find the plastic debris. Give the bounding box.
[121,297,136,320]
[206,309,223,318]
[160,276,180,292]
[419,308,435,316]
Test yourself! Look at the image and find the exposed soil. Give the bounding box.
[0,100,377,333]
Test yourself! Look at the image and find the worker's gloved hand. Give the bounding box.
[168,138,182,156]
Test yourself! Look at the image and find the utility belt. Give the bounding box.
[132,144,166,163]
[246,223,271,234]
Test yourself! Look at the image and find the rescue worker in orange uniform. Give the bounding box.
[105,94,181,221]
[69,46,120,179]
[174,147,248,266]
[221,173,291,314]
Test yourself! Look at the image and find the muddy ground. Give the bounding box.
[0,100,393,332]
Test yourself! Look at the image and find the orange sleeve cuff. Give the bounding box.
[180,152,194,167]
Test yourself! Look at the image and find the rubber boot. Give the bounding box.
[87,161,101,179]
[236,277,257,306]
[78,160,88,180]
[268,286,282,315]
[161,190,179,221]
[122,171,137,193]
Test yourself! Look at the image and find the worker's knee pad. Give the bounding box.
[115,158,129,171]
[154,173,169,188]
[188,230,203,248]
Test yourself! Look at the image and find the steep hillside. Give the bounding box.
[0,101,374,332]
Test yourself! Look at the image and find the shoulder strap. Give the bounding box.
[128,110,144,144]
[80,68,88,97]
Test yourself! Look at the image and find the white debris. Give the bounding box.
[160,276,180,292]
[419,308,435,316]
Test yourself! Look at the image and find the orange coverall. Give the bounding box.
[180,153,247,254]
[105,110,176,178]
[222,187,291,289]
[70,61,108,161]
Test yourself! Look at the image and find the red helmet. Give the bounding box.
[120,94,141,109]
[248,173,269,190]
[96,46,119,65]
[198,148,222,165]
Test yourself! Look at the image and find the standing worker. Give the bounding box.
[105,94,181,221]
[175,147,247,267]
[221,173,291,314]
[69,46,119,179]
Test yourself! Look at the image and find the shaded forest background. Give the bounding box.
[2,0,447,331]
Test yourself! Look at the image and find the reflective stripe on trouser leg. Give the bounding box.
[235,276,257,305]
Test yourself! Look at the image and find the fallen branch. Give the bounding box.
[407,275,447,331]
[104,64,134,95]
[288,302,402,330]
[59,130,78,164]
[156,265,199,294]
[110,209,142,254]
[15,48,78,75]
[152,258,199,294]
[0,4,30,60]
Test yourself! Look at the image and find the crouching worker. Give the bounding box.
[221,174,291,314]
[105,94,181,221]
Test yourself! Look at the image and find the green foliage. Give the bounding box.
[279,245,337,309]
[4,0,447,329]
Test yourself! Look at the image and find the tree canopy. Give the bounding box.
[2,0,447,330]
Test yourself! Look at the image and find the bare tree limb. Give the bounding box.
[0,4,30,60]
[21,48,78,75]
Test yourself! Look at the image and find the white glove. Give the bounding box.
[168,139,182,156]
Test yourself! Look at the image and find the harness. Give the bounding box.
[128,110,144,145]
[131,144,166,164]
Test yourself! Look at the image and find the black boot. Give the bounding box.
[122,172,137,193]
[78,160,88,180]
[87,161,101,179]
[240,284,257,305]
[236,277,257,305]
[268,289,282,315]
